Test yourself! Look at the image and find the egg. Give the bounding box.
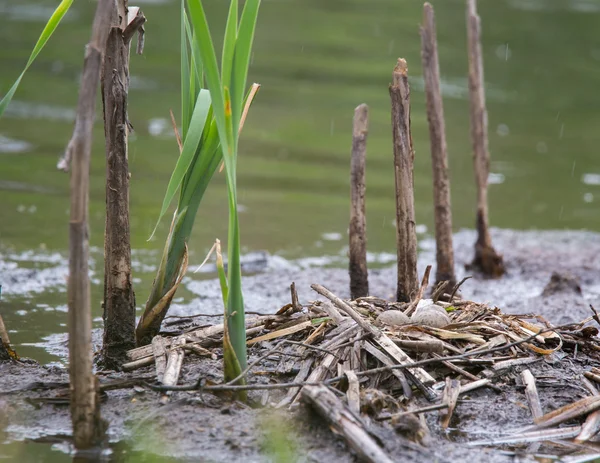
[410,304,451,328]
[375,310,410,327]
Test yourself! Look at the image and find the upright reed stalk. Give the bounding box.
[136,0,261,385]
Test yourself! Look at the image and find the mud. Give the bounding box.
[2,228,600,462]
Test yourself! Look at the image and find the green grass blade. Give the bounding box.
[217,238,244,394]
[221,86,246,369]
[230,0,260,139]
[222,87,236,169]
[184,12,203,91]
[221,0,238,92]
[180,0,192,138]
[149,89,211,240]
[180,120,221,206]
[186,0,230,159]
[225,198,245,370]
[0,0,74,117]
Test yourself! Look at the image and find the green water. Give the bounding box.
[2,0,599,257]
[1,0,600,458]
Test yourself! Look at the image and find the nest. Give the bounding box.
[123,281,600,460]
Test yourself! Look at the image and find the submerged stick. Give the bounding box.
[101,2,145,369]
[64,0,113,449]
[389,59,418,302]
[421,3,456,287]
[349,104,369,299]
[466,0,505,277]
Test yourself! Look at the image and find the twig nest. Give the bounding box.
[410,303,451,328]
[375,310,410,327]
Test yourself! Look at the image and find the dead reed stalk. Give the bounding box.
[0,313,12,362]
[62,0,113,448]
[101,1,145,369]
[466,0,505,277]
[420,3,456,288]
[389,59,418,302]
[349,103,369,299]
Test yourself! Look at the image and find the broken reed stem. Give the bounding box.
[521,369,543,421]
[466,0,504,277]
[65,0,113,449]
[349,103,369,299]
[311,284,377,337]
[404,265,431,316]
[101,1,145,369]
[440,377,460,429]
[389,59,418,302]
[421,3,456,288]
[0,314,11,361]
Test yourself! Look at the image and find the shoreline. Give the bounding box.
[2,228,600,461]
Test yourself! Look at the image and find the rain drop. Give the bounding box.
[496,124,509,137]
[536,142,548,154]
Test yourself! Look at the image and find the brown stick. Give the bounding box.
[101,2,145,369]
[405,265,432,316]
[389,59,418,302]
[532,396,600,429]
[64,0,113,449]
[0,314,12,361]
[150,324,572,394]
[466,0,504,277]
[349,103,369,299]
[421,3,456,288]
[439,377,461,429]
[311,284,377,337]
[301,385,395,463]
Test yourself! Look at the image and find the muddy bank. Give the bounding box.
[3,349,598,462]
[2,228,600,462]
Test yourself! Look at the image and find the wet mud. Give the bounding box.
[2,228,600,462]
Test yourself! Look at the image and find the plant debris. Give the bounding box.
[113,278,600,461]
